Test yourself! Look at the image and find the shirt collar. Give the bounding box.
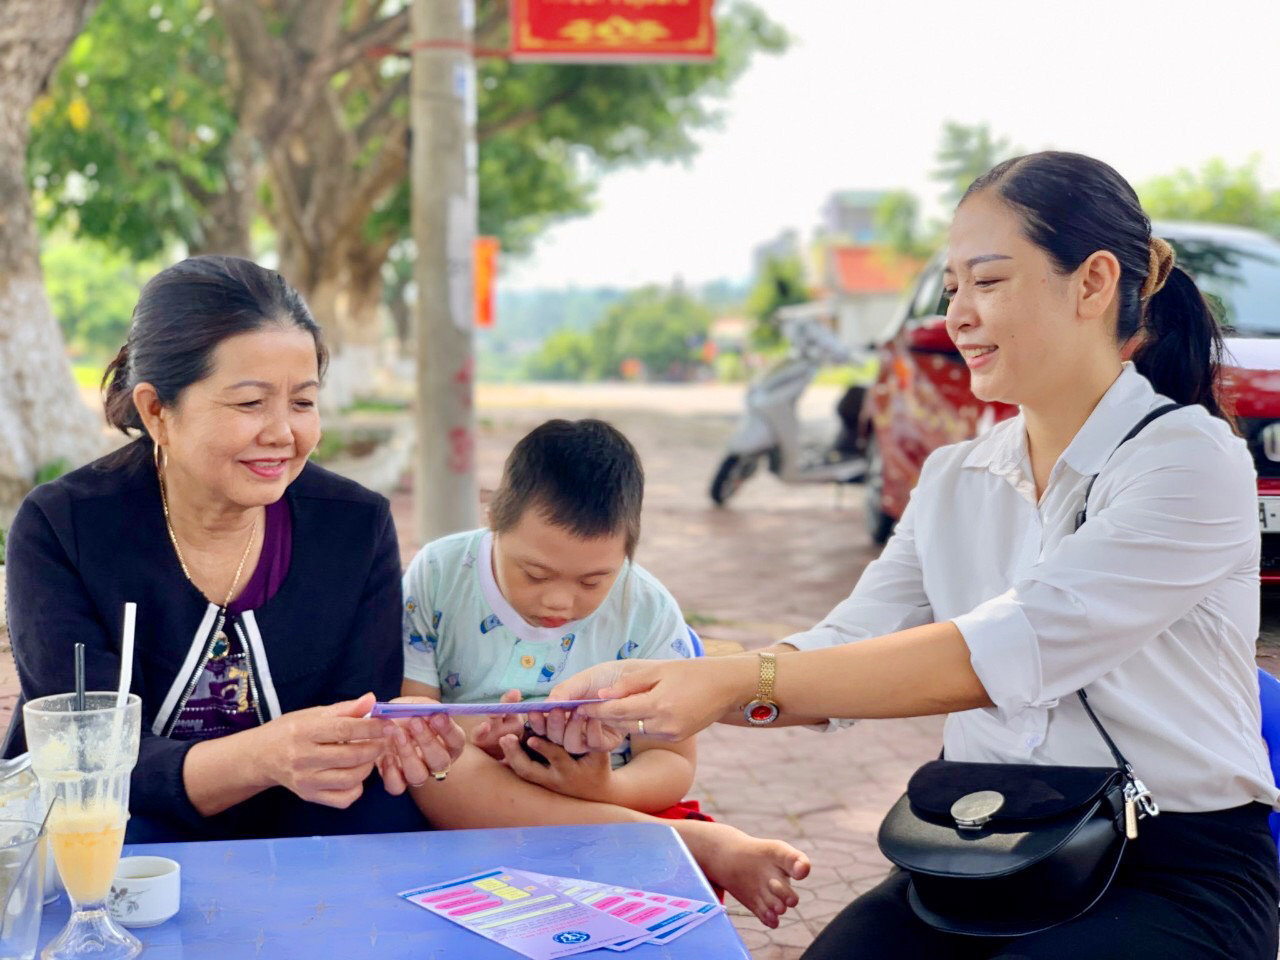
[477,531,579,645]
[962,415,1024,474]
[1056,363,1157,478]
[961,363,1157,480]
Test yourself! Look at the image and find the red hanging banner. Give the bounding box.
[511,0,716,63]
[474,236,499,329]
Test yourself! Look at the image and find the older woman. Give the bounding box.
[4,255,464,842]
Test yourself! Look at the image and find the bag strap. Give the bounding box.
[1070,402,1182,773]
[1074,403,1183,532]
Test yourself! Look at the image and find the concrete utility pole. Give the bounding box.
[410,0,478,542]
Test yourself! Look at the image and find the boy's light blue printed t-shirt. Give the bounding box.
[401,528,694,704]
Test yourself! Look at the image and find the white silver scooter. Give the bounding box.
[710,309,869,505]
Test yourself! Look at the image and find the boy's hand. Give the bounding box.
[471,689,526,759]
[536,663,634,754]
[498,732,615,804]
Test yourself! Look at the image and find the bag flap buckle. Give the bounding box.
[951,790,1005,832]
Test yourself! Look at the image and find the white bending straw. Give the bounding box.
[116,602,136,708]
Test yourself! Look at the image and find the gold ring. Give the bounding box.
[637,719,645,736]
[432,770,449,782]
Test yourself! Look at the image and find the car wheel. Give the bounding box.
[710,453,760,506]
[864,433,897,545]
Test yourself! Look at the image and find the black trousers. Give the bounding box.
[802,803,1279,960]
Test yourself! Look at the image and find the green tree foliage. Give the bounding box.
[933,121,1019,207]
[478,282,747,381]
[875,190,933,258]
[29,0,788,262]
[525,286,713,381]
[1139,157,1280,237]
[524,329,595,381]
[28,0,238,260]
[744,255,810,348]
[40,235,153,359]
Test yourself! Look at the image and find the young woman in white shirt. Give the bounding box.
[542,151,1280,958]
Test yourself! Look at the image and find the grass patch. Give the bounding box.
[311,434,347,463]
[35,460,70,485]
[71,362,104,389]
[682,611,723,627]
[812,357,880,387]
[312,431,388,464]
[346,396,410,414]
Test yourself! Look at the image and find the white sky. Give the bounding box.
[502,0,1280,290]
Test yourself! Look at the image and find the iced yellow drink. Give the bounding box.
[49,804,127,903]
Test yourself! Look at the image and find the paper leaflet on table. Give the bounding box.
[371,698,606,717]
[520,870,720,950]
[399,867,639,958]
[517,870,723,950]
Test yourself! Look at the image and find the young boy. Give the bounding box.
[398,419,809,928]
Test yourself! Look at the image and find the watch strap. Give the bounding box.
[758,651,777,701]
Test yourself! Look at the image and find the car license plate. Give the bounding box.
[1261,498,1280,532]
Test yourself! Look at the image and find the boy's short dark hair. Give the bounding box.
[489,419,643,557]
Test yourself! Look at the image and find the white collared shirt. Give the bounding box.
[787,364,1277,813]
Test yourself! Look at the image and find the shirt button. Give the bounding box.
[520,655,536,669]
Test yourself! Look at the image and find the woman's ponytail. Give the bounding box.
[100,341,143,434]
[1132,265,1232,422]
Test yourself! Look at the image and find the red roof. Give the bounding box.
[830,246,924,295]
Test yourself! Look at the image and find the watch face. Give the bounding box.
[745,699,779,726]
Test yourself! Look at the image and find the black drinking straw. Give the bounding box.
[74,642,86,711]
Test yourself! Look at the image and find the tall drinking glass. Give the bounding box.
[0,820,46,959]
[24,694,141,960]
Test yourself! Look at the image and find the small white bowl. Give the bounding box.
[108,856,180,928]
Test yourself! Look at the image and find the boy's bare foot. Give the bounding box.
[672,819,810,928]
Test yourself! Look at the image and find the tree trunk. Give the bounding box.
[188,127,257,258]
[341,241,393,348]
[213,1,412,410]
[287,242,392,411]
[0,0,104,522]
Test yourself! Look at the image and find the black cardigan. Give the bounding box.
[4,441,423,839]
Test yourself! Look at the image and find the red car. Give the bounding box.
[860,222,1280,583]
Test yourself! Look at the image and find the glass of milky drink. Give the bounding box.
[24,694,141,960]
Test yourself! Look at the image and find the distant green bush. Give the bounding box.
[35,460,71,486]
[42,235,154,361]
[713,352,747,383]
[525,285,713,382]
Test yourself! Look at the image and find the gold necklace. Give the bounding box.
[156,445,258,619]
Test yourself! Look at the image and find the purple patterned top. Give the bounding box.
[228,498,292,617]
[168,499,293,742]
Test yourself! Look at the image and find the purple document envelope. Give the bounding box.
[370,699,606,717]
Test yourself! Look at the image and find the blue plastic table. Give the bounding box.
[37,823,749,958]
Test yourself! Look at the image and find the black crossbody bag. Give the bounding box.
[876,403,1181,938]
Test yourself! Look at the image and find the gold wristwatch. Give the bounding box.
[743,651,780,726]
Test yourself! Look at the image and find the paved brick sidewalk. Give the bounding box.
[692,717,942,956]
